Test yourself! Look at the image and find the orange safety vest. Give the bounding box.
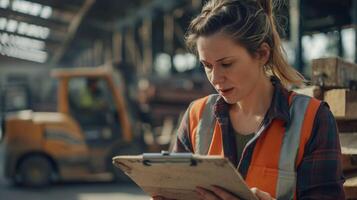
[188,93,321,199]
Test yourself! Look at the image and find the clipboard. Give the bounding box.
[112,151,258,200]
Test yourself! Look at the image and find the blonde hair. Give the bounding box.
[186,0,305,87]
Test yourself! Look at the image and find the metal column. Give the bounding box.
[338,27,344,58]
[353,0,357,63]
[290,0,303,73]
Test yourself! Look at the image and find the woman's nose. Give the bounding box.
[210,67,224,85]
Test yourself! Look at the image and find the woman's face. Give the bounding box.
[197,32,266,104]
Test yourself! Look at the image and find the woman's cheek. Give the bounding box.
[205,71,213,82]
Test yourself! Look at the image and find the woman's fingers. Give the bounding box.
[152,187,274,200]
[250,187,275,200]
[151,196,176,200]
[151,196,164,200]
[196,186,240,200]
[211,186,240,200]
[196,186,221,200]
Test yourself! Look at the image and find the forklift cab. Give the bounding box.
[51,66,133,144]
[3,66,142,187]
[67,77,119,145]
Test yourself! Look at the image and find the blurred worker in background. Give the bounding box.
[153,0,345,199]
[79,78,107,110]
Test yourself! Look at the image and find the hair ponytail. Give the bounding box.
[186,0,305,88]
[256,0,273,16]
[256,0,305,87]
[258,0,305,87]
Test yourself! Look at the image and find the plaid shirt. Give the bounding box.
[172,78,345,199]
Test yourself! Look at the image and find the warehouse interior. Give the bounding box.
[0,0,357,199]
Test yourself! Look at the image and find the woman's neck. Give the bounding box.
[232,75,274,117]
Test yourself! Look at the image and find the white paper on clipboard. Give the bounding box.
[112,152,258,200]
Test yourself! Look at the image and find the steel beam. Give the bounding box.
[50,0,95,64]
[113,0,186,31]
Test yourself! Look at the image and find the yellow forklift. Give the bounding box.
[2,66,143,187]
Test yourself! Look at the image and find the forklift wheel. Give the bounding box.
[17,155,54,187]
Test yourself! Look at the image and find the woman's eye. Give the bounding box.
[202,63,212,70]
[222,63,232,68]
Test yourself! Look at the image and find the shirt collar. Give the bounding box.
[213,76,291,125]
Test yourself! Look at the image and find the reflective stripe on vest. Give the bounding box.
[189,94,222,155]
[195,94,220,154]
[276,95,314,199]
[188,93,321,199]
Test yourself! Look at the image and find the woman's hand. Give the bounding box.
[196,186,239,200]
[195,186,276,200]
[250,187,275,200]
[151,196,176,200]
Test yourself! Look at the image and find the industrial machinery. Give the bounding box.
[2,66,143,187]
[2,62,214,187]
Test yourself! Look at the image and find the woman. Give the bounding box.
[154,0,345,199]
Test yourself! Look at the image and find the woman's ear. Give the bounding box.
[258,42,271,65]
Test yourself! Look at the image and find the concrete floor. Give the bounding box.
[0,144,150,200]
[0,182,150,200]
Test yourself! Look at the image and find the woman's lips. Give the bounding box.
[219,88,234,96]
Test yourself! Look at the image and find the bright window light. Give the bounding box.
[28,3,42,16]
[282,40,295,65]
[302,33,329,61]
[0,43,48,63]
[12,0,29,13]
[0,32,8,43]
[11,35,45,50]
[0,32,45,50]
[0,32,48,63]
[342,28,356,62]
[17,21,26,34]
[6,19,18,32]
[173,53,197,72]
[0,17,50,39]
[25,23,50,39]
[11,0,52,19]
[40,6,52,19]
[0,0,9,8]
[154,53,172,77]
[0,18,6,30]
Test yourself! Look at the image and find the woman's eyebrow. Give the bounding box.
[215,56,234,62]
[200,56,235,64]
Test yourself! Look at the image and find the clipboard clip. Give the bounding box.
[142,151,197,166]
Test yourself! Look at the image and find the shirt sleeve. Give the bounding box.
[171,105,194,153]
[296,102,345,199]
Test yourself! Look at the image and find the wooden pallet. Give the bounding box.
[312,57,357,88]
[345,175,357,200]
[341,133,357,171]
[337,119,357,133]
[341,133,357,199]
[325,89,357,119]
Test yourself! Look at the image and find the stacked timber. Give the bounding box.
[138,75,214,151]
[295,57,357,199]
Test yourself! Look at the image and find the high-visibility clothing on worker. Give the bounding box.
[172,78,345,199]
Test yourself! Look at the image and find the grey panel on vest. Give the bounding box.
[195,94,219,155]
[276,95,311,200]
